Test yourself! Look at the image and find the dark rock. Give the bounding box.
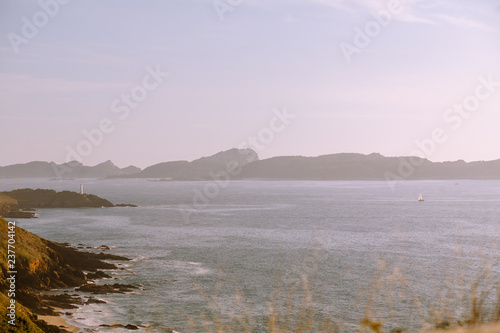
[99,324,139,330]
[76,283,137,294]
[115,203,138,207]
[87,271,112,279]
[3,210,37,218]
[125,324,139,330]
[436,321,450,329]
[85,297,106,304]
[42,294,84,309]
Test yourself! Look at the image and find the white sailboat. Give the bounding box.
[418,193,424,202]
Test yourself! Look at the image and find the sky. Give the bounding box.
[0,0,499,168]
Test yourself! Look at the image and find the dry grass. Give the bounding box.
[177,246,500,333]
[424,322,500,333]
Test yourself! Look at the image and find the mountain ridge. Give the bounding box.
[133,148,259,179]
[0,160,140,179]
[2,149,500,180]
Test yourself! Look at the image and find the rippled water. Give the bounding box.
[3,179,500,332]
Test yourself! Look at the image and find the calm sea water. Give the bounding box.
[3,179,500,332]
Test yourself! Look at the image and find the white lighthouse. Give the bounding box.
[80,184,84,195]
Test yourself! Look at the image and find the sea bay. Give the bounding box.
[3,179,500,332]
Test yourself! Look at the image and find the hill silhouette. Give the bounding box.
[2,150,500,180]
[131,148,259,179]
[0,160,140,179]
[238,153,500,180]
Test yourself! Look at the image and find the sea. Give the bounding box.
[2,179,500,332]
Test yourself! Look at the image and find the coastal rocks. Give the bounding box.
[0,193,38,218]
[53,243,131,273]
[2,209,37,218]
[0,218,134,332]
[42,294,83,309]
[32,318,73,333]
[100,323,140,330]
[115,203,138,207]
[0,192,18,217]
[85,296,106,304]
[86,270,112,279]
[76,283,137,294]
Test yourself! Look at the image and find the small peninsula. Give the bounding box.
[0,189,134,219]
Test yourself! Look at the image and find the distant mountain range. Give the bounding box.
[1,149,500,180]
[0,160,140,179]
[237,153,500,180]
[130,148,258,179]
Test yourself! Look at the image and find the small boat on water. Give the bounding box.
[418,193,424,202]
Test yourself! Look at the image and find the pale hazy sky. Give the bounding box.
[1,0,499,168]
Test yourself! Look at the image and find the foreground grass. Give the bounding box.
[179,250,500,333]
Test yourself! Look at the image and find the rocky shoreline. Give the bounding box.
[0,218,144,332]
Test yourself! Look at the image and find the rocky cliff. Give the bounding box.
[0,217,129,332]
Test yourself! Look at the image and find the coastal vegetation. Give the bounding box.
[0,217,130,332]
[0,189,116,219]
[1,189,114,208]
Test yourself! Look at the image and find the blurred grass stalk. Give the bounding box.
[180,247,500,333]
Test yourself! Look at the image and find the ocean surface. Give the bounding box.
[2,179,500,332]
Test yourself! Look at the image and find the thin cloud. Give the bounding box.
[312,0,493,28]
[312,0,436,23]
[191,0,494,30]
[434,13,499,33]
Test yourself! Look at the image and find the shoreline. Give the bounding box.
[0,217,136,332]
[37,309,80,333]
